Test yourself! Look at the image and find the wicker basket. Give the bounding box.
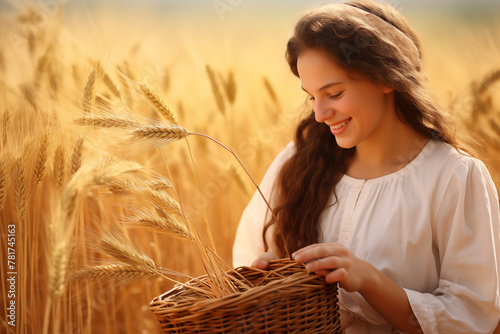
[149,259,342,333]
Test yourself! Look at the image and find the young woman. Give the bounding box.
[232,1,500,333]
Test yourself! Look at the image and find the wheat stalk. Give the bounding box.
[34,47,50,89]
[222,70,236,105]
[100,235,159,270]
[139,83,177,124]
[147,179,172,191]
[14,156,28,222]
[206,65,226,115]
[48,64,59,99]
[74,116,137,128]
[48,241,68,298]
[69,137,84,174]
[95,95,112,109]
[82,67,101,114]
[135,212,195,241]
[145,189,183,216]
[67,241,79,271]
[0,314,15,334]
[68,264,159,282]
[133,124,189,144]
[54,145,65,189]
[2,107,11,146]
[21,83,37,110]
[107,178,136,195]
[0,158,7,210]
[475,69,500,96]
[34,130,50,183]
[103,70,121,98]
[108,177,172,196]
[93,160,142,185]
[262,76,280,107]
[61,162,95,222]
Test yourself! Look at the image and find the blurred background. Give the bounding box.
[0,0,499,333]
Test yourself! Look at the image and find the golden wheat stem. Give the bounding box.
[189,132,274,216]
[42,295,52,334]
[184,138,218,254]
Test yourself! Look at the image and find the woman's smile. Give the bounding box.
[328,117,352,135]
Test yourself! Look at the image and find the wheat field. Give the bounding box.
[0,2,499,333]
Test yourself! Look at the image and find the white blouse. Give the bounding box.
[232,140,500,334]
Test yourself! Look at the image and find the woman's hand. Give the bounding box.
[251,252,278,269]
[292,243,377,294]
[292,243,423,333]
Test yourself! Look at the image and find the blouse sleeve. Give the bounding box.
[232,142,296,268]
[405,158,500,333]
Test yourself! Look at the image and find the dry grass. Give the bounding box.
[0,4,499,334]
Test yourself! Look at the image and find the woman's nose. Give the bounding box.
[313,99,334,123]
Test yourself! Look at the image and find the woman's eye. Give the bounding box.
[329,91,344,99]
[308,95,315,101]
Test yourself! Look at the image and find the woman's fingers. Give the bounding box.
[304,255,344,272]
[251,252,278,269]
[325,268,348,284]
[292,243,347,264]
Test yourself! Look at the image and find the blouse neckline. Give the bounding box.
[341,139,435,185]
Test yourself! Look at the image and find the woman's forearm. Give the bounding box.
[359,262,422,334]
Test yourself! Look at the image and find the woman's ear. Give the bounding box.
[382,86,394,94]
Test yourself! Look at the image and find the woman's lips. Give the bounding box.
[329,118,352,135]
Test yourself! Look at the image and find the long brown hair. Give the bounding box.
[263,0,462,257]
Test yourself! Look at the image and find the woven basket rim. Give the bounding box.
[151,268,326,313]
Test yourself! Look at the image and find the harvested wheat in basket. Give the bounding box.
[149,259,342,334]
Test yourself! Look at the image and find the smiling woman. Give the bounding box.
[233,0,500,333]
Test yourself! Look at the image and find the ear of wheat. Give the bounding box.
[82,66,102,114]
[34,130,50,183]
[69,137,84,174]
[0,158,8,210]
[68,264,159,282]
[132,123,190,145]
[100,234,160,270]
[206,65,226,115]
[139,83,178,124]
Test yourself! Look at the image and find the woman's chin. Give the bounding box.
[334,137,356,149]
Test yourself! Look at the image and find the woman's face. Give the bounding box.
[297,48,395,149]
